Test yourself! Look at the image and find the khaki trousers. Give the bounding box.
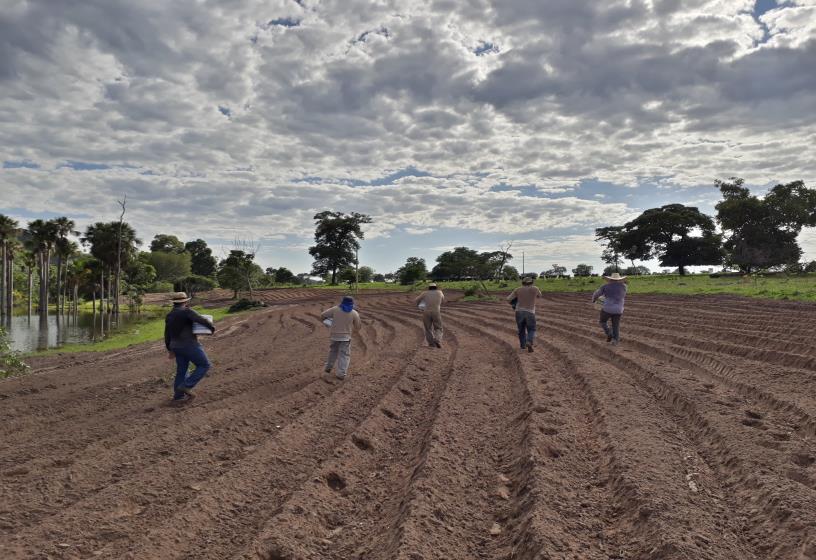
[422,310,443,345]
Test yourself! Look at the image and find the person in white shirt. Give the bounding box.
[415,283,445,348]
[320,296,362,381]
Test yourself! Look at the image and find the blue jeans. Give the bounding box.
[515,310,536,348]
[599,311,622,341]
[172,344,211,399]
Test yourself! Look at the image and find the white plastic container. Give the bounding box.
[418,301,427,310]
[323,318,333,328]
[192,315,214,335]
[593,297,605,311]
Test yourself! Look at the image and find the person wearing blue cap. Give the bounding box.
[320,296,362,381]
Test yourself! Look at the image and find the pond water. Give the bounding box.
[3,311,155,353]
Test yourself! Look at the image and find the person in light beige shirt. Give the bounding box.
[415,283,445,348]
[506,276,542,352]
[320,296,362,381]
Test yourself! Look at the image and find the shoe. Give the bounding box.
[611,339,619,347]
[335,374,346,381]
[526,343,534,353]
[434,341,442,348]
[175,387,196,403]
[606,334,613,343]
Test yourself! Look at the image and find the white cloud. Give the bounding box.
[1,0,815,271]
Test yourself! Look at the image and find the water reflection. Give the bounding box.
[6,310,154,353]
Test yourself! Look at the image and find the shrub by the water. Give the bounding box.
[228,298,266,313]
[0,327,30,378]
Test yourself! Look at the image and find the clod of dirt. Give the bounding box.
[745,410,764,420]
[791,453,815,468]
[326,472,347,491]
[741,418,763,428]
[380,408,397,419]
[489,523,502,536]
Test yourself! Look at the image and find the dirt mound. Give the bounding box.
[1,290,815,559]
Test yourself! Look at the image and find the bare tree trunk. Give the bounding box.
[0,241,6,319]
[115,195,127,315]
[7,253,13,316]
[27,266,33,316]
[56,255,62,318]
[100,269,105,314]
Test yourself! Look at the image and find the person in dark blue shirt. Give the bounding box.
[164,292,215,403]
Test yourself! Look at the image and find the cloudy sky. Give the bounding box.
[2,0,815,275]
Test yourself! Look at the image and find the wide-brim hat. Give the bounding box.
[170,292,191,303]
[428,282,438,288]
[604,273,627,281]
[521,276,534,284]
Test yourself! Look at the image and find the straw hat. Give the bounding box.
[521,276,534,284]
[428,282,438,288]
[170,292,191,303]
[604,272,627,281]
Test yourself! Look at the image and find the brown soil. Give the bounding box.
[2,290,815,559]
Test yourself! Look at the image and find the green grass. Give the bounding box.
[321,273,816,302]
[28,305,232,357]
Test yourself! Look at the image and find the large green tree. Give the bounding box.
[52,217,78,314]
[146,251,192,283]
[185,239,217,276]
[82,222,141,312]
[217,250,262,298]
[150,234,185,253]
[396,257,428,285]
[308,211,372,285]
[618,204,723,275]
[715,178,816,272]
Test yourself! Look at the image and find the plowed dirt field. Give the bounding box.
[2,290,815,559]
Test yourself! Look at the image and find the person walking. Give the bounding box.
[415,282,445,348]
[164,292,215,403]
[592,272,628,346]
[507,276,542,352]
[321,296,362,381]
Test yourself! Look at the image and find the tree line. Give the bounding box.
[595,178,816,275]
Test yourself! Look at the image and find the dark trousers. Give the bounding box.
[599,311,622,341]
[515,310,536,348]
[173,344,211,399]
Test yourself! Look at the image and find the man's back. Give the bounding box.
[417,290,444,313]
[513,285,542,313]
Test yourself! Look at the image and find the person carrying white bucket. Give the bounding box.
[414,282,445,348]
[507,276,542,352]
[592,272,628,346]
[320,296,362,381]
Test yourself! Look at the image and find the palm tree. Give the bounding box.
[20,246,37,316]
[27,219,59,316]
[52,218,78,315]
[82,222,141,314]
[0,214,19,317]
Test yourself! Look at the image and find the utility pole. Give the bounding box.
[522,252,525,275]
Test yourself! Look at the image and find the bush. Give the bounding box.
[463,284,480,297]
[0,327,29,378]
[228,298,266,313]
[147,281,175,293]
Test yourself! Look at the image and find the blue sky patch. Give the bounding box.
[58,161,112,171]
[218,105,232,117]
[3,160,39,169]
[474,41,499,56]
[267,17,300,27]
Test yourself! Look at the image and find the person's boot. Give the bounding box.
[526,342,534,353]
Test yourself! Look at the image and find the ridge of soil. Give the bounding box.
[1,290,815,559]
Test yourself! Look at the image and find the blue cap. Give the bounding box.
[340,296,354,312]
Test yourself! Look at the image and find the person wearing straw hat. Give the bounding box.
[592,272,628,346]
[415,282,445,348]
[320,296,362,381]
[507,275,542,353]
[164,292,215,403]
